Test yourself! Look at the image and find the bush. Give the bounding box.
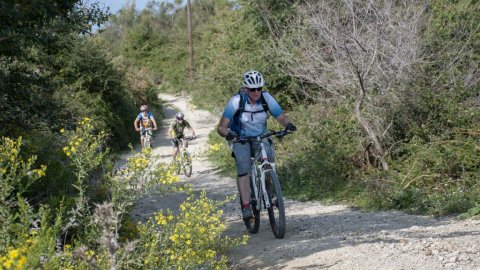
[275,103,361,201]
[1,119,245,269]
[206,132,236,178]
[136,192,247,269]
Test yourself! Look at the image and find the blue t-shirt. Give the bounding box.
[137,112,154,128]
[222,92,283,137]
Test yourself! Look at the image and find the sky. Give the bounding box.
[99,0,151,14]
[98,0,180,14]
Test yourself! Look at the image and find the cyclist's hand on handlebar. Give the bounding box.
[135,127,140,132]
[285,123,297,132]
[153,127,158,131]
[225,132,237,141]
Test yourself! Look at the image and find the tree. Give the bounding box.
[0,0,108,56]
[274,0,428,171]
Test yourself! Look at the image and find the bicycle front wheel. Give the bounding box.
[143,136,151,148]
[182,151,192,177]
[265,170,286,239]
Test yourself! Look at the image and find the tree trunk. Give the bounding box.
[187,0,194,84]
[354,82,389,171]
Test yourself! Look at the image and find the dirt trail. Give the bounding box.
[131,94,480,270]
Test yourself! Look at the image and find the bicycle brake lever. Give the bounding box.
[276,130,288,139]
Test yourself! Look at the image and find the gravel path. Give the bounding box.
[131,94,480,270]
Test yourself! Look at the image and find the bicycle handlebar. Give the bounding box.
[173,136,196,141]
[231,129,291,143]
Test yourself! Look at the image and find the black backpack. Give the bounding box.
[228,90,270,135]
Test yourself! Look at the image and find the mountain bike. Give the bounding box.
[141,127,153,148]
[175,136,195,177]
[236,130,290,239]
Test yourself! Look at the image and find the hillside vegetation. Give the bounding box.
[96,0,479,216]
[1,1,243,269]
[0,0,479,269]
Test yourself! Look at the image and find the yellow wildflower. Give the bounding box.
[169,234,178,242]
[8,249,19,259]
[17,256,27,267]
[4,259,13,268]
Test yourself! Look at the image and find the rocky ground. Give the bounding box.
[130,94,480,270]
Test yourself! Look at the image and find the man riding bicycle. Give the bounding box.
[216,70,297,221]
[168,112,196,163]
[134,105,158,148]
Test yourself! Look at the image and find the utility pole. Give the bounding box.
[187,0,194,84]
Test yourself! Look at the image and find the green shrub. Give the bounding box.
[206,131,236,177]
[275,103,361,201]
[136,192,247,269]
[1,118,244,269]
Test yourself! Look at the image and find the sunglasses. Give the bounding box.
[248,87,262,92]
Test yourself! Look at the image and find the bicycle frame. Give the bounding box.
[175,136,194,177]
[236,129,289,238]
[177,137,192,158]
[141,127,153,148]
[250,138,275,210]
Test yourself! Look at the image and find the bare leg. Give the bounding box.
[237,174,251,206]
[172,147,179,162]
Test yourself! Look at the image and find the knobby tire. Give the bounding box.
[143,136,151,148]
[182,151,192,177]
[265,170,286,239]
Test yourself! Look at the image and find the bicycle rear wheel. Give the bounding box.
[244,176,260,234]
[182,151,192,177]
[265,170,286,239]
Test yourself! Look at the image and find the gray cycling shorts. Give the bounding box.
[232,139,275,176]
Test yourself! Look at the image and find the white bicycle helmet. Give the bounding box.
[243,70,265,88]
[140,105,148,111]
[175,112,184,120]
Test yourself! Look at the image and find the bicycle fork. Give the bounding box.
[251,140,276,210]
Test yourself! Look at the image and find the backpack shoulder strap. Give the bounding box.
[233,91,245,118]
[260,92,269,114]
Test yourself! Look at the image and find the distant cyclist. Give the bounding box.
[134,105,158,148]
[216,70,296,221]
[168,112,196,163]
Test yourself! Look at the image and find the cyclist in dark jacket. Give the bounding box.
[168,112,196,163]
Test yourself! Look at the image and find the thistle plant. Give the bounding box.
[93,202,119,270]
